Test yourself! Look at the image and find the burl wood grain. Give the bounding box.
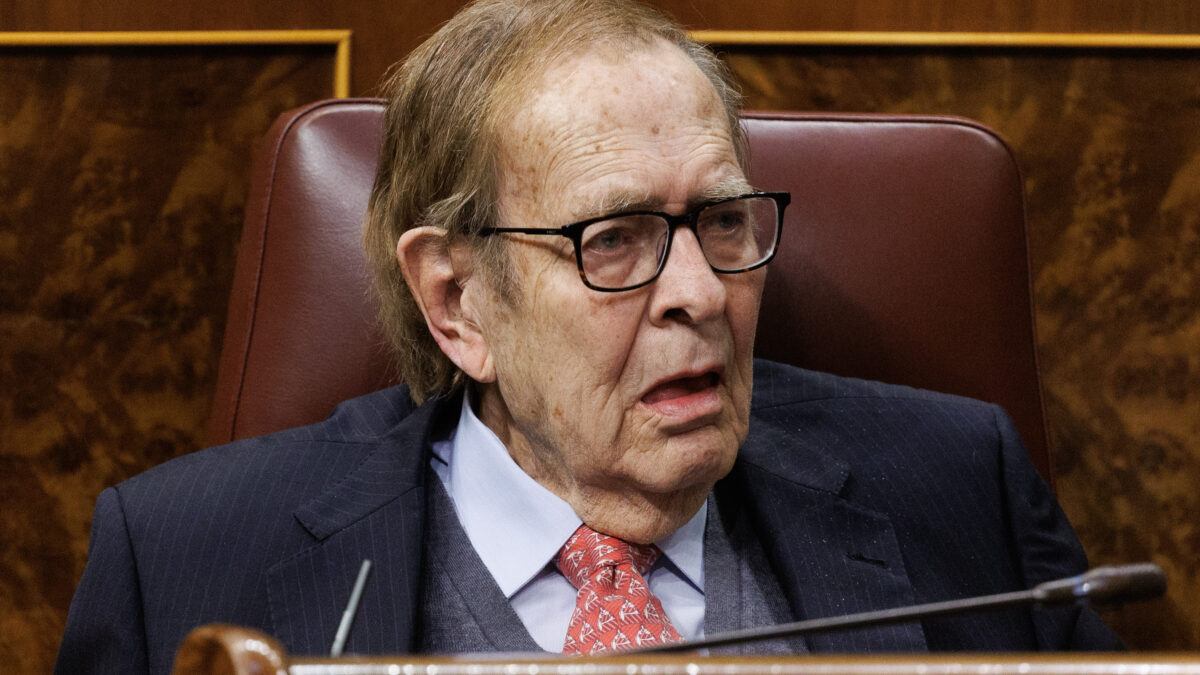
[0,45,335,673]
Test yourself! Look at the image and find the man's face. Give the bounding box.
[470,40,765,541]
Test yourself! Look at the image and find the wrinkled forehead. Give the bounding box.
[493,40,738,213]
[535,41,722,120]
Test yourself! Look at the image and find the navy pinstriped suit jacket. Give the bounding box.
[56,360,1120,674]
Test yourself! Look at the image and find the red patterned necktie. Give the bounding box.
[555,524,682,654]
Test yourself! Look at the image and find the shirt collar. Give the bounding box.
[432,392,706,597]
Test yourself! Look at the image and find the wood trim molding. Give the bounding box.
[0,30,352,97]
[689,30,1200,49]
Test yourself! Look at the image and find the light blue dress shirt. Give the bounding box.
[430,393,706,652]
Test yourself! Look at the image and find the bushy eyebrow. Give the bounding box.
[700,176,756,203]
[580,190,654,220]
[574,176,757,222]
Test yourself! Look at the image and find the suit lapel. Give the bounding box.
[266,398,447,657]
[729,418,927,651]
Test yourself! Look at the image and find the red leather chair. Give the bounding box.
[207,99,1052,482]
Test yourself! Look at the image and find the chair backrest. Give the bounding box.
[207,99,1051,481]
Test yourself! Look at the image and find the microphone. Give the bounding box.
[1031,562,1165,604]
[637,562,1166,653]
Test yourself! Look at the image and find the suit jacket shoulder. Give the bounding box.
[56,386,442,674]
[735,359,1121,651]
[746,358,1019,496]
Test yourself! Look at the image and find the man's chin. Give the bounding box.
[580,482,714,544]
[637,437,739,499]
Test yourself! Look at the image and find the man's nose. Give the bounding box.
[648,226,726,325]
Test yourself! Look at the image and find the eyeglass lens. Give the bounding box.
[578,196,779,290]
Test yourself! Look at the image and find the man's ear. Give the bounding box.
[396,227,495,382]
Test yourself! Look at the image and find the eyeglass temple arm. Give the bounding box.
[477,226,569,236]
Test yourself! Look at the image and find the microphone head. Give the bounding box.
[1032,563,1166,606]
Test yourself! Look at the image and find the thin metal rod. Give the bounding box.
[331,560,373,657]
[645,588,1034,653]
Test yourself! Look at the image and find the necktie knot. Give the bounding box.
[555,524,679,654]
[556,525,659,589]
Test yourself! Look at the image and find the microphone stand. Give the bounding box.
[637,563,1166,654]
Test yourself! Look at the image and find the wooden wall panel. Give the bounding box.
[2,0,1199,669]
[0,42,338,672]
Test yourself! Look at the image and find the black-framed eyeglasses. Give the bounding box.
[478,191,790,292]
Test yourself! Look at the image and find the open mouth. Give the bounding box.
[642,371,721,407]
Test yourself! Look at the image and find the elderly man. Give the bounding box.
[57,0,1120,672]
